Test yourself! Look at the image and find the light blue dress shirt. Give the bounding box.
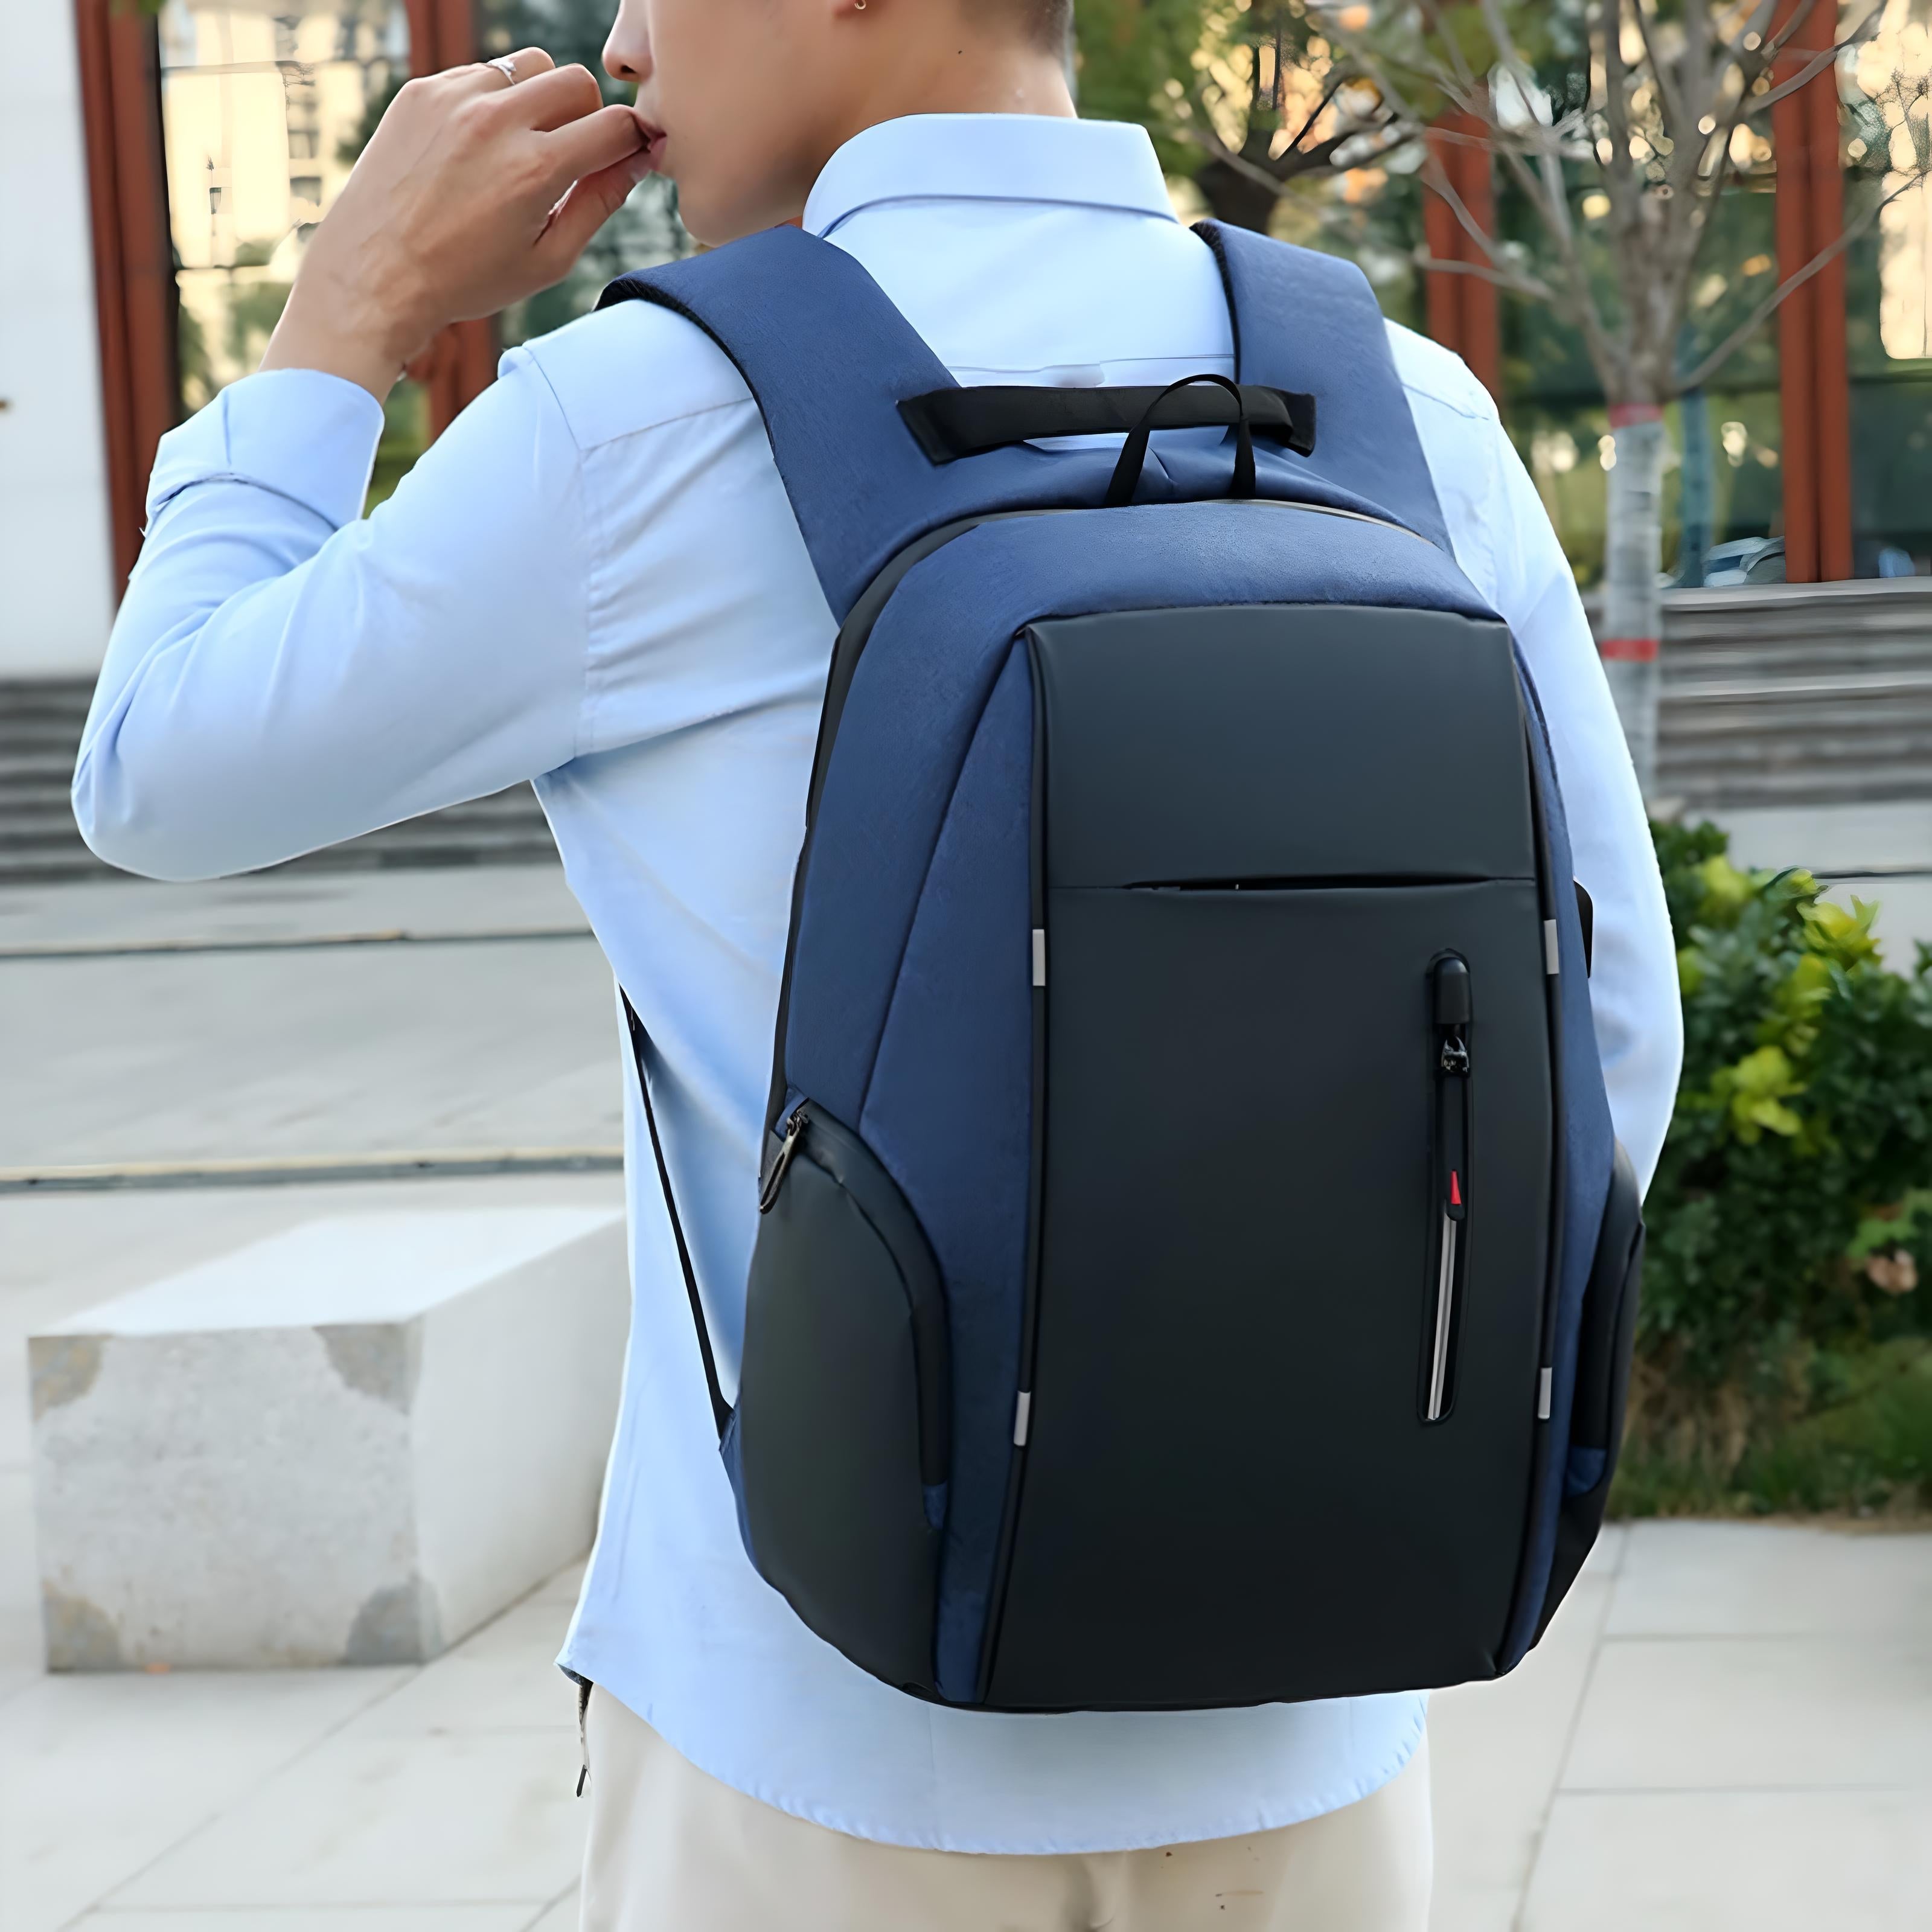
[76,114,1682,1854]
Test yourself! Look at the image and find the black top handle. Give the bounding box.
[1102,373,1261,507]
[897,377,1316,481]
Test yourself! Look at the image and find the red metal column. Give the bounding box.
[1772,0,1852,581]
[1423,121,1464,354]
[73,0,178,592]
[1806,25,1854,581]
[1422,111,1502,403]
[404,0,496,437]
[1449,120,1499,401]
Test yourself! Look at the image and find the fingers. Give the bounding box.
[531,149,653,279]
[537,100,649,191]
[461,44,555,90]
[508,60,608,132]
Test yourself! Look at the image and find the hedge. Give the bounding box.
[1614,822,1932,1515]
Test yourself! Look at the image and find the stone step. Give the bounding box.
[30,1208,629,1669]
[0,723,88,756]
[1657,766,1932,809]
[0,753,81,784]
[0,679,557,881]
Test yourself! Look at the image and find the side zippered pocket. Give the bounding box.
[734,1099,950,1695]
[1425,954,1473,1423]
[756,1101,952,1495]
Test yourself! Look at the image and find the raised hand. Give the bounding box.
[261,49,656,400]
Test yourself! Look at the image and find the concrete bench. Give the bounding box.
[29,1204,629,1670]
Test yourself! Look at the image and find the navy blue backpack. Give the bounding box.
[603,222,1645,1713]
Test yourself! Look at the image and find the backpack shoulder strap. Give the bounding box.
[603,222,1457,615]
[1195,223,1454,553]
[601,227,1031,622]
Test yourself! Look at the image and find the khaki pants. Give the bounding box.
[580,1686,1433,1931]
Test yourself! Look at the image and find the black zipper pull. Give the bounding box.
[1432,953,1471,1034]
[1433,957,1471,1217]
[1427,956,1473,1422]
[759,1106,808,1214]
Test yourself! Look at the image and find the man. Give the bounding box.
[75,1,1683,1924]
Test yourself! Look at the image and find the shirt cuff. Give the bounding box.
[147,368,388,533]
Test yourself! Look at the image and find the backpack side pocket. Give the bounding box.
[1534,1142,1645,1642]
[732,1103,949,1695]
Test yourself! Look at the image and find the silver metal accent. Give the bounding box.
[1425,1213,1457,1422]
[1012,1389,1032,1446]
[1031,928,1046,988]
[1537,1366,1553,1420]
[1544,920,1561,975]
[485,53,519,82]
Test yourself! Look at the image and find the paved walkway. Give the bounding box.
[2,866,1927,1930]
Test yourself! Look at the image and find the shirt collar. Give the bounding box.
[803,115,1179,239]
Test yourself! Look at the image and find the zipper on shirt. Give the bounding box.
[1426,955,1471,1424]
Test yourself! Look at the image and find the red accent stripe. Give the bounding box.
[1450,1170,1462,1208]
[1598,636,1660,664]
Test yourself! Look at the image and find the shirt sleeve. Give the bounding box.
[73,351,592,881]
[1442,397,1683,1193]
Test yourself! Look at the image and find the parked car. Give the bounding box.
[1700,537,1786,587]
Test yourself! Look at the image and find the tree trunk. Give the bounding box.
[1599,403,1667,802]
[1195,158,1280,233]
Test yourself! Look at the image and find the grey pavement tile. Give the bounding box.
[355,1592,583,1738]
[2,935,621,1169]
[1563,1633,1932,1791]
[1717,799,1932,880]
[0,1666,410,1932]
[523,1890,581,1932]
[1427,1884,1521,1932]
[110,1727,587,1911]
[1578,1520,1627,1583]
[0,864,581,952]
[76,1913,537,1931]
[1520,1790,1932,1932]
[533,1559,588,1607]
[0,1466,41,1678]
[1715,805,1932,950]
[1608,1520,1932,1639]
[1429,1567,1616,1904]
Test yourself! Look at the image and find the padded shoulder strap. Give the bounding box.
[602,228,1031,621]
[1197,223,1453,553]
[603,223,1456,613]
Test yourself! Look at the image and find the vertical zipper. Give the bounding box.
[1427,955,1472,1424]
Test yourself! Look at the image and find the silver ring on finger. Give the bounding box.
[485,54,519,85]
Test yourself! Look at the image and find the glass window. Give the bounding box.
[158,2,423,507]
[1846,0,1932,575]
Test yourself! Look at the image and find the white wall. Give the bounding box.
[0,0,116,680]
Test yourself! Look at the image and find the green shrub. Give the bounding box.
[1621,822,1932,1512]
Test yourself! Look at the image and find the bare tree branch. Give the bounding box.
[1411,251,1557,302]
[1677,165,1932,392]
[1284,67,1349,157]
[1746,11,1889,121]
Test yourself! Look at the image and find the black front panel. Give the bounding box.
[1031,605,1536,890]
[985,605,1553,1710]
